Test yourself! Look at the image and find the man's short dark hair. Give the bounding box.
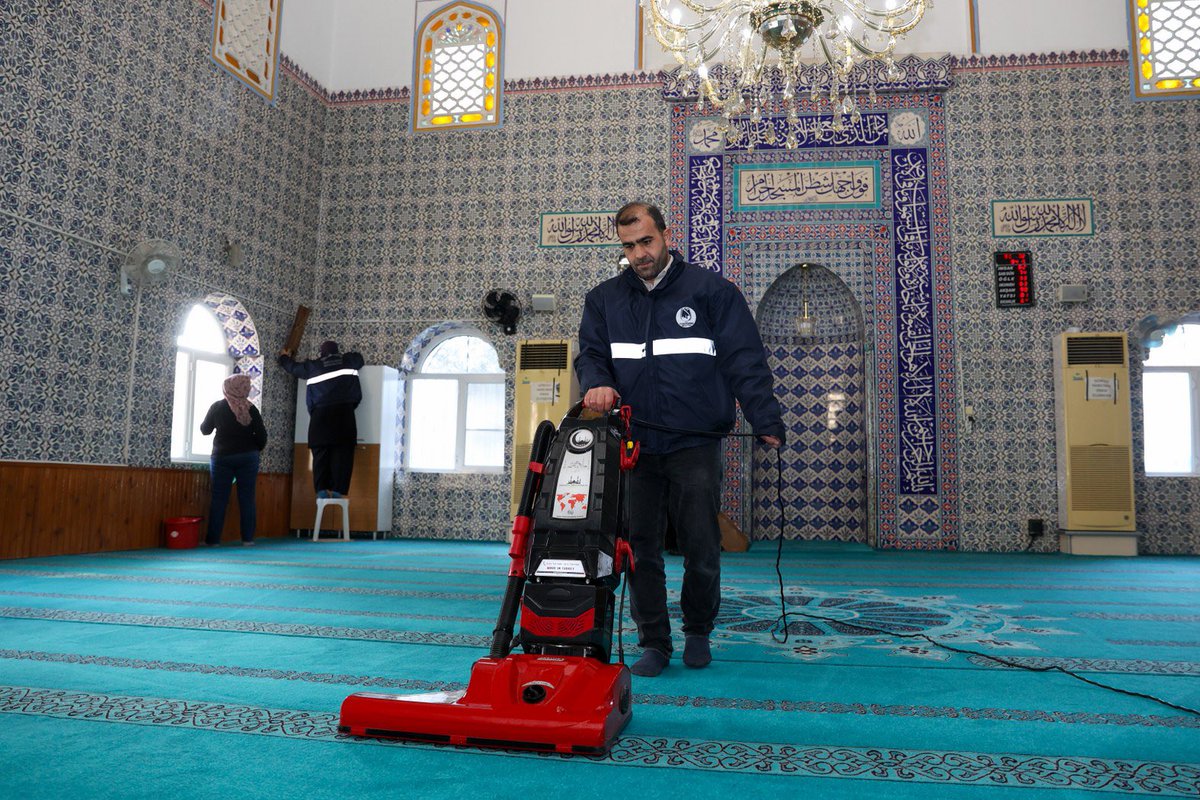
[615,202,666,232]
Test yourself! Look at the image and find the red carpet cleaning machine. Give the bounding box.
[339,405,639,754]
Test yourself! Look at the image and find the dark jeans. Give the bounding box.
[312,443,354,494]
[208,450,260,544]
[626,441,724,656]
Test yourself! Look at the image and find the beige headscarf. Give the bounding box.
[223,373,253,426]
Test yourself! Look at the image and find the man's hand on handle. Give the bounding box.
[585,387,782,449]
[583,386,620,414]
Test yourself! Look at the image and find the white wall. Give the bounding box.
[506,0,638,81]
[279,0,337,87]
[331,0,422,92]
[280,0,1133,93]
[973,0,1130,57]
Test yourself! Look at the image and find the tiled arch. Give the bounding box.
[667,77,960,550]
[755,263,869,542]
[724,234,885,542]
[200,293,264,403]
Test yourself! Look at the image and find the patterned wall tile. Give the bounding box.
[755,340,868,542]
[4,2,1196,554]
[2,0,326,473]
[946,63,1200,554]
[310,84,670,540]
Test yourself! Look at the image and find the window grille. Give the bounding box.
[1128,0,1200,99]
[414,2,503,131]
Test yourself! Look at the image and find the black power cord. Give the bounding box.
[616,570,628,666]
[615,424,628,667]
[769,449,790,645]
[774,598,1200,716]
[627,415,1200,717]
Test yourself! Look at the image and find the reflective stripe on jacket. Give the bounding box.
[575,253,784,455]
[278,352,364,413]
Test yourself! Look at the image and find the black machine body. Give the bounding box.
[518,412,630,661]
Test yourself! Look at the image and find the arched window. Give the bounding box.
[170,304,234,463]
[1142,323,1199,475]
[169,294,263,463]
[407,333,505,472]
[413,2,502,131]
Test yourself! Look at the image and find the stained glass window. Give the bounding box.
[1128,0,1200,99]
[413,2,503,131]
[210,0,282,103]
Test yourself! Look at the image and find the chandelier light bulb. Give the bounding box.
[645,0,928,149]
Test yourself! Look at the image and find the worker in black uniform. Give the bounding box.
[279,340,364,498]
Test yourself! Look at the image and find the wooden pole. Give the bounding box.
[282,305,310,356]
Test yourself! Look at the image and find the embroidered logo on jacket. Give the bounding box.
[675,307,696,328]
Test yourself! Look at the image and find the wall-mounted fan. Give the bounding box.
[121,239,181,294]
[482,289,521,335]
[1135,313,1180,350]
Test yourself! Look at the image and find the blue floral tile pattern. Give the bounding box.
[3,0,326,474]
[2,0,1196,555]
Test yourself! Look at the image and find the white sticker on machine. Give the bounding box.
[535,558,587,577]
[552,450,592,519]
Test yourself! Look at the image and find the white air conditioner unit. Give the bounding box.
[510,339,578,519]
[1053,332,1138,555]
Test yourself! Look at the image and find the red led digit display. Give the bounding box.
[994,251,1035,308]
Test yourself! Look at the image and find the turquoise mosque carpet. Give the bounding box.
[1,539,1197,798]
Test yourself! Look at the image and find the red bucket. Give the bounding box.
[164,516,203,549]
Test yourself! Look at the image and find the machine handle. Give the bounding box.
[489,419,557,659]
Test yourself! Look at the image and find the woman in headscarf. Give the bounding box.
[200,373,268,546]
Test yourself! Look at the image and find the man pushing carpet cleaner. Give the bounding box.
[339,404,639,754]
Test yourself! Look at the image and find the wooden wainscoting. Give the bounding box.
[288,444,385,532]
[0,461,292,560]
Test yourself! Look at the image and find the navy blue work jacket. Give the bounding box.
[575,253,785,454]
[278,351,364,413]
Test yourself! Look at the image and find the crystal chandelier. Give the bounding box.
[644,0,928,144]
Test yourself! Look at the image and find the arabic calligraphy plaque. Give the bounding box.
[733,162,880,211]
[992,199,1094,238]
[539,212,620,248]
